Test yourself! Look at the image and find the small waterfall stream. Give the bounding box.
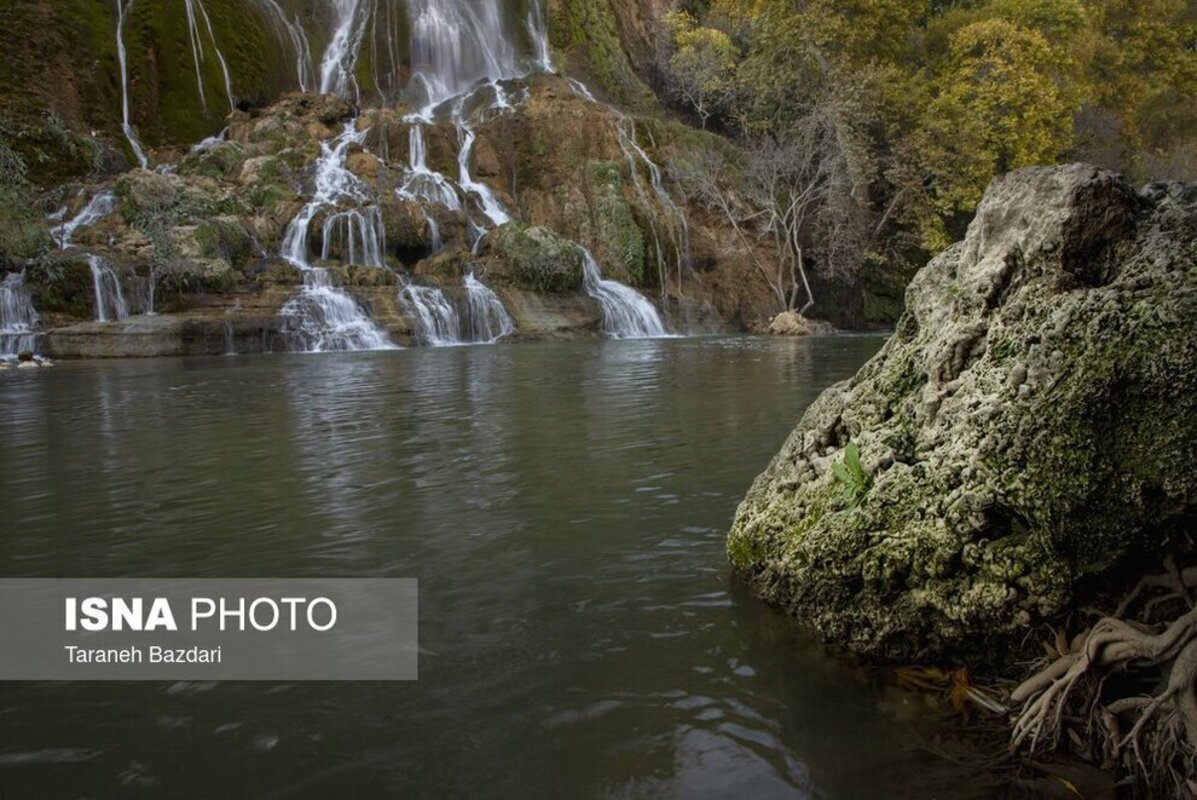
[399,282,462,346]
[52,191,117,250]
[397,123,462,210]
[569,77,693,317]
[87,255,130,323]
[280,122,392,352]
[0,272,41,357]
[183,0,236,112]
[253,0,314,91]
[464,272,515,343]
[581,249,667,339]
[319,0,373,100]
[114,0,149,168]
[455,100,511,228]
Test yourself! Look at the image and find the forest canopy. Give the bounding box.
[660,0,1196,305]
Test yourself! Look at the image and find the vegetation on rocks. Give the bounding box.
[728,164,1196,794]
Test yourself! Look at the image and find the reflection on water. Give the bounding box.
[1,336,978,798]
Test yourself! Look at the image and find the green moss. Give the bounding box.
[584,159,649,286]
[26,250,92,318]
[180,141,246,181]
[553,0,655,108]
[194,218,252,267]
[490,223,586,293]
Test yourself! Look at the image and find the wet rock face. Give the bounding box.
[728,165,1197,664]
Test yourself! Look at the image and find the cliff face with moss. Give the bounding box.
[0,0,663,174]
[728,165,1197,664]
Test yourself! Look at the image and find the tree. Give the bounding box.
[912,19,1078,249]
[674,98,872,313]
[663,11,739,129]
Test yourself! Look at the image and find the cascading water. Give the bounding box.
[456,127,508,227]
[399,281,462,346]
[280,122,392,352]
[581,249,668,339]
[455,103,511,228]
[281,269,392,352]
[397,124,462,210]
[319,0,373,100]
[407,0,523,110]
[528,0,553,72]
[183,0,236,112]
[569,77,693,316]
[114,0,149,168]
[253,0,314,91]
[617,116,692,284]
[87,255,130,323]
[52,191,117,249]
[321,207,387,268]
[0,272,41,357]
[464,273,515,343]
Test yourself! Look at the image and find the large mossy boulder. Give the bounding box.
[487,223,586,293]
[728,165,1197,664]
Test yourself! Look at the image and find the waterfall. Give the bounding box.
[455,96,511,227]
[0,272,41,357]
[183,0,236,112]
[424,212,442,251]
[321,207,387,268]
[88,255,130,323]
[114,0,149,168]
[397,124,461,210]
[581,249,667,339]
[565,77,597,103]
[280,269,393,352]
[464,273,515,343]
[407,0,523,110]
[281,123,379,267]
[528,0,553,73]
[617,117,692,282]
[253,0,314,91]
[52,191,117,249]
[280,122,392,352]
[569,77,693,313]
[399,282,462,346]
[319,0,372,100]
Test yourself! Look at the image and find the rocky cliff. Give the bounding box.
[728,165,1197,664]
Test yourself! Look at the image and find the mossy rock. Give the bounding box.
[487,223,586,293]
[729,166,1197,665]
[193,217,254,268]
[0,190,52,270]
[180,141,247,182]
[584,159,648,287]
[25,249,92,318]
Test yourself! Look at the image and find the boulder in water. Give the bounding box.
[728,165,1197,664]
[764,312,834,337]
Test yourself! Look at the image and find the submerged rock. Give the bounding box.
[728,165,1197,663]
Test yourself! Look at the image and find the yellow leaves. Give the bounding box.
[894,665,1009,718]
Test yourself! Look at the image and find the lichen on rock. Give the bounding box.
[728,165,1197,664]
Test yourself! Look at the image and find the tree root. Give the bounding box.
[1010,563,1197,797]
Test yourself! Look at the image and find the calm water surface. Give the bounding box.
[0,336,968,799]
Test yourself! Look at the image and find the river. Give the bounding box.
[0,336,982,798]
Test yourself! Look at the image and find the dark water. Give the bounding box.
[0,336,969,799]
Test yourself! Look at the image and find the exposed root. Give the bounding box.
[1010,563,1197,797]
